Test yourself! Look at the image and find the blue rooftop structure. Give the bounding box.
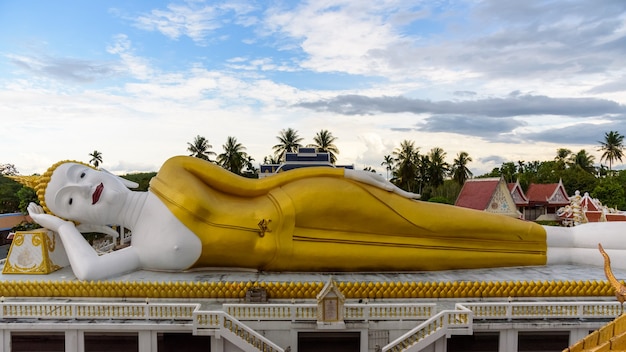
[259,147,353,178]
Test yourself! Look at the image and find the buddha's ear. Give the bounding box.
[102,169,139,189]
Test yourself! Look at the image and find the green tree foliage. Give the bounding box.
[427,196,453,204]
[121,172,157,192]
[273,128,303,161]
[187,135,216,161]
[0,175,21,213]
[427,180,462,204]
[451,151,473,185]
[89,150,103,168]
[391,140,420,193]
[263,155,280,164]
[568,149,596,174]
[17,186,38,213]
[599,130,625,172]
[426,147,449,189]
[560,167,598,197]
[592,178,625,210]
[0,163,18,176]
[217,136,249,175]
[380,155,394,180]
[310,130,339,164]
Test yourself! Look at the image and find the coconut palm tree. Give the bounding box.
[263,155,280,164]
[392,140,420,193]
[310,130,339,164]
[89,150,103,168]
[427,147,449,189]
[187,135,216,161]
[569,149,596,174]
[273,128,303,161]
[599,131,625,173]
[451,151,473,185]
[217,136,248,175]
[380,155,394,180]
[554,148,572,171]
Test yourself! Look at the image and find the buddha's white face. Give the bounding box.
[45,163,128,224]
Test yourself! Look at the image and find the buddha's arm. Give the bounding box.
[27,203,141,280]
[56,222,140,280]
[157,156,418,198]
[155,156,345,197]
[344,169,420,199]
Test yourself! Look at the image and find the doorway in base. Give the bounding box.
[298,331,360,352]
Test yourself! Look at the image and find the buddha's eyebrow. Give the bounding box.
[65,164,86,180]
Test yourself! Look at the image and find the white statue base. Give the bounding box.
[2,229,69,275]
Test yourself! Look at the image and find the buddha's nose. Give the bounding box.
[76,185,92,195]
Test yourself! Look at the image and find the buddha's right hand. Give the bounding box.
[27,202,73,233]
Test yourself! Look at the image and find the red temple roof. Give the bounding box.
[526,180,569,206]
[455,178,500,210]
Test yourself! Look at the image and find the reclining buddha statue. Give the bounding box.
[16,156,626,280]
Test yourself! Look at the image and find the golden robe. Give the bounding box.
[149,156,547,271]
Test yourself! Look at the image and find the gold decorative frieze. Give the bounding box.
[0,279,619,299]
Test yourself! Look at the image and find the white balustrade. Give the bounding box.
[457,301,621,320]
[223,303,435,322]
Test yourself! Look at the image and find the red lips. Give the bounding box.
[92,183,103,204]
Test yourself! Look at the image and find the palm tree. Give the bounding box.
[380,155,394,180]
[273,128,303,161]
[451,151,473,185]
[217,136,248,175]
[363,166,376,173]
[243,155,257,176]
[569,149,596,174]
[599,131,625,172]
[310,130,339,164]
[187,135,216,161]
[427,147,449,188]
[263,155,280,164]
[554,148,572,171]
[392,140,420,193]
[89,150,103,168]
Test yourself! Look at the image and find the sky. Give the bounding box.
[1,0,626,177]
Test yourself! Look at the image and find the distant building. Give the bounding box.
[508,180,530,219]
[259,147,353,178]
[525,180,570,221]
[454,177,521,218]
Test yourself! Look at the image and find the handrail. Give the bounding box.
[457,301,621,320]
[382,306,472,352]
[194,310,284,352]
[223,303,435,321]
[0,301,199,320]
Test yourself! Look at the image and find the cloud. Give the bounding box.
[132,2,257,44]
[522,121,626,145]
[295,93,626,117]
[417,115,526,138]
[106,34,155,80]
[587,76,626,94]
[8,54,121,83]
